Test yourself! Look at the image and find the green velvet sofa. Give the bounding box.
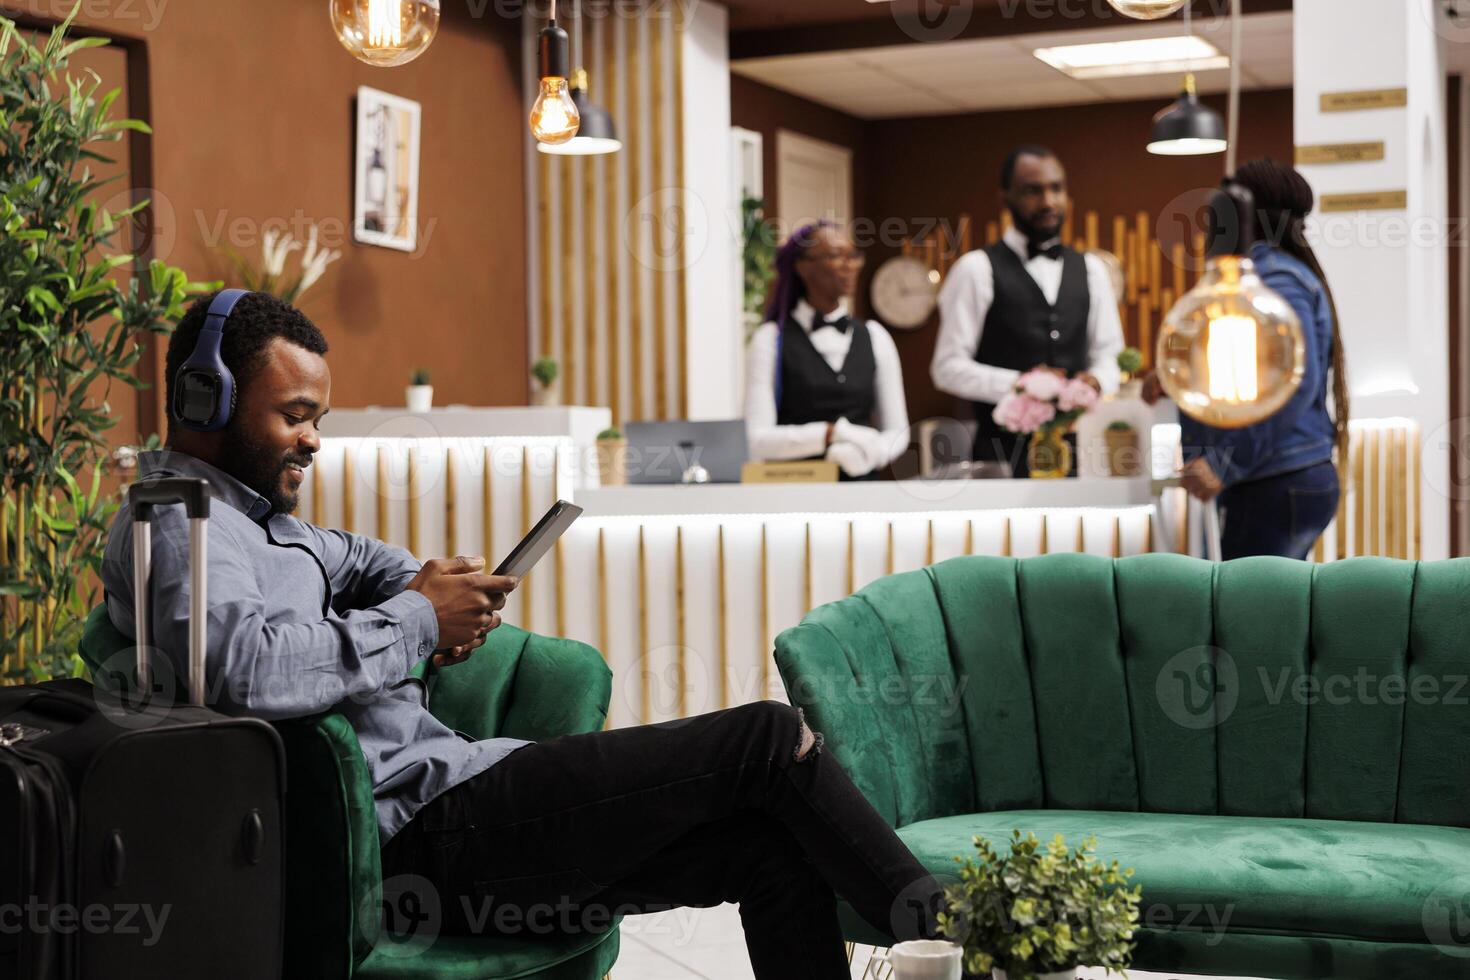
[79,606,620,980]
[774,553,1470,980]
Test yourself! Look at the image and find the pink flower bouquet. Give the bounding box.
[993,370,1099,435]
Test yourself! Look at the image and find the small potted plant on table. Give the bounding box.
[1105,421,1142,477]
[939,831,1141,980]
[595,427,627,486]
[531,357,560,406]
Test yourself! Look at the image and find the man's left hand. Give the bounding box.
[1180,457,1224,502]
[1075,371,1102,393]
[431,613,500,668]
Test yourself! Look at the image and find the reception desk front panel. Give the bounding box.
[563,480,1157,730]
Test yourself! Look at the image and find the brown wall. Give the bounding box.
[6,0,528,442]
[864,89,1296,422]
[730,73,867,223]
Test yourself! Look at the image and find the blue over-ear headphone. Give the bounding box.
[172,288,250,432]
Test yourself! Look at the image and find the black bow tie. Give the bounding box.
[813,314,852,335]
[1027,240,1064,261]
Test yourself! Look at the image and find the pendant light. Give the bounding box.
[537,1,621,156]
[1147,1,1226,156]
[1148,73,1227,156]
[1105,0,1188,18]
[331,0,440,67]
[1156,183,1306,428]
[530,0,580,145]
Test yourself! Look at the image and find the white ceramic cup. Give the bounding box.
[872,939,963,980]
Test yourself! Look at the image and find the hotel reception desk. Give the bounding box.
[570,478,1155,729]
[302,407,1420,730]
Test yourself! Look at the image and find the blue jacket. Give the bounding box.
[1179,241,1337,488]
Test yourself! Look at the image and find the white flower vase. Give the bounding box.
[531,380,561,407]
[405,385,434,413]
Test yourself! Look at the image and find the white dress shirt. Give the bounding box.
[931,226,1124,405]
[744,298,911,469]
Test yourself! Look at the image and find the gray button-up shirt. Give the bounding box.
[102,449,530,842]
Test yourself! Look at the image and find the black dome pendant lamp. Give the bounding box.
[1148,73,1227,156]
[537,0,621,156]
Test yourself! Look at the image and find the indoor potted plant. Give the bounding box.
[1,11,208,681]
[594,427,627,486]
[1105,420,1142,477]
[531,356,560,407]
[1116,347,1145,399]
[406,367,433,412]
[993,371,1099,479]
[939,831,1141,980]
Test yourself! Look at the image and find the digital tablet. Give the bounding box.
[494,499,583,579]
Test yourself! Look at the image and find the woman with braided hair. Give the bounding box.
[1146,158,1349,559]
[744,221,911,480]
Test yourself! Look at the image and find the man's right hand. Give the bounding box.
[405,556,518,650]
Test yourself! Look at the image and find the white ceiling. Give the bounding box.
[731,12,1294,120]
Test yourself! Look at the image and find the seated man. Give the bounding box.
[102,292,945,978]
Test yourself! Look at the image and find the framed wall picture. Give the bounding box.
[354,86,421,252]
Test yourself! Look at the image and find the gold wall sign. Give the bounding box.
[741,461,839,484]
[1320,88,1408,112]
[1319,190,1408,213]
[1295,141,1386,165]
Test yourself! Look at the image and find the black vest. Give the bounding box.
[776,315,876,433]
[972,242,1091,467]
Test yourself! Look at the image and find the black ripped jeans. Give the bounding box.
[379,701,946,978]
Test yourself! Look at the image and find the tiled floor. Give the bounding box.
[616,904,1270,979]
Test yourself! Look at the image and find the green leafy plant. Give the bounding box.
[1106,420,1134,433]
[1117,347,1144,379]
[939,831,1141,980]
[531,356,559,388]
[1,11,210,681]
[409,367,431,386]
[741,195,777,341]
[596,427,623,441]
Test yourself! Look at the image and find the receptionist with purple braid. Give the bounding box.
[744,221,911,481]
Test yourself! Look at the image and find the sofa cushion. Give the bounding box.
[357,927,619,980]
[897,809,1470,944]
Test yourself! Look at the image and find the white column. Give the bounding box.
[679,0,737,419]
[1293,0,1451,559]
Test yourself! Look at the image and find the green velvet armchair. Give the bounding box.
[79,605,620,980]
[774,553,1470,980]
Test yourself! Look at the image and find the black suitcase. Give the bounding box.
[0,477,285,979]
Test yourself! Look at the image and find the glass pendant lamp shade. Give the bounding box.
[1149,74,1227,156]
[1156,184,1306,429]
[330,0,440,67]
[531,18,580,144]
[537,71,621,155]
[1105,0,1189,18]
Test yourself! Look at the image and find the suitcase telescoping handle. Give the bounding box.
[128,477,211,707]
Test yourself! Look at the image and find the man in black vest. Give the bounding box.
[931,145,1124,476]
